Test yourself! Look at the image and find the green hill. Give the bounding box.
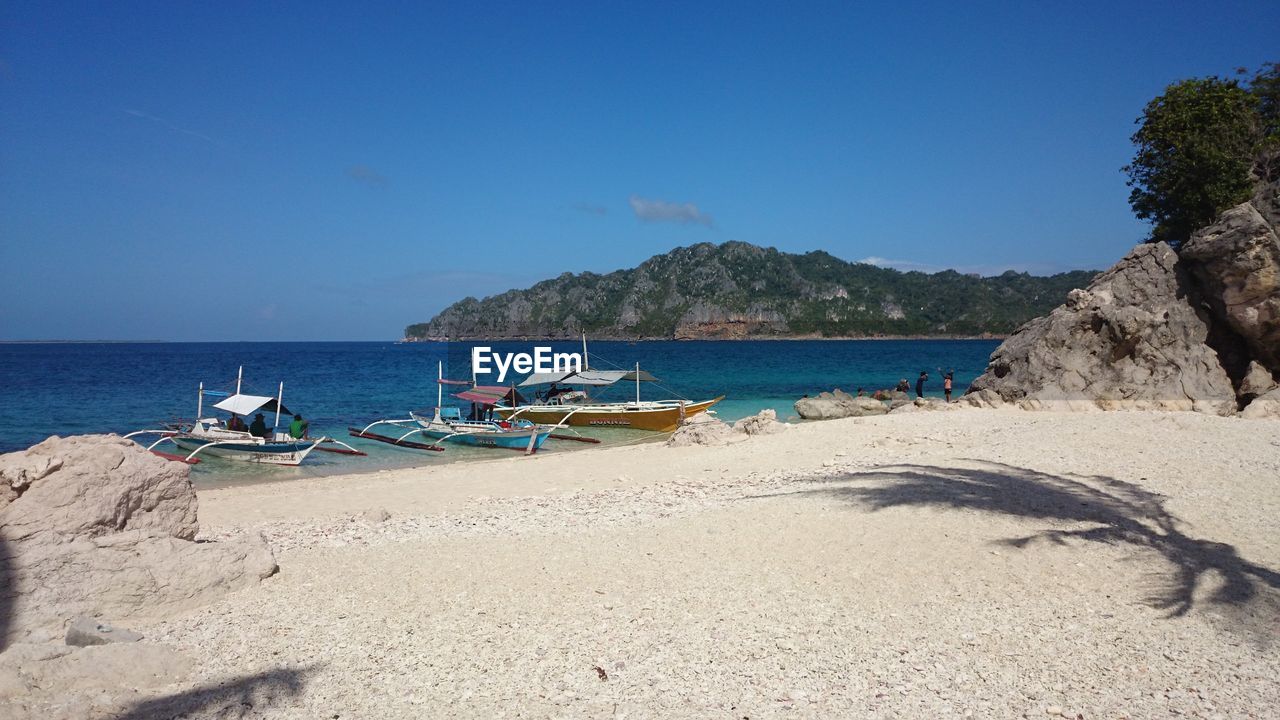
[407,241,1098,340]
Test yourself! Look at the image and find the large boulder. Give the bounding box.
[1180,186,1280,375]
[0,435,277,646]
[0,435,197,540]
[795,389,889,420]
[967,243,1237,414]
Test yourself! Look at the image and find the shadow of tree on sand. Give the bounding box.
[113,665,315,720]
[778,462,1280,622]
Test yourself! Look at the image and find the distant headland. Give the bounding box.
[406,241,1098,341]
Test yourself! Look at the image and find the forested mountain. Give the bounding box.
[406,241,1099,340]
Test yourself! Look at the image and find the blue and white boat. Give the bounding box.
[349,363,554,454]
[127,367,365,465]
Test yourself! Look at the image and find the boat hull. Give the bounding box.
[496,396,723,432]
[415,423,552,451]
[171,436,317,465]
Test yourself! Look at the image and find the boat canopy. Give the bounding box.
[454,386,526,406]
[211,393,293,417]
[517,369,661,387]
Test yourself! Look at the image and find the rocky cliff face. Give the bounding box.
[407,241,1098,340]
[968,182,1280,416]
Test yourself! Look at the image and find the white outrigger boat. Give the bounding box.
[127,368,366,466]
[349,363,562,454]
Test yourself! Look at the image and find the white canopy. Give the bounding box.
[212,393,292,417]
[517,371,575,387]
[517,369,660,387]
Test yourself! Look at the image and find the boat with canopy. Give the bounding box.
[349,363,557,454]
[496,335,723,432]
[126,368,366,465]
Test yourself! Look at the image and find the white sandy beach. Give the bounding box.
[86,410,1280,717]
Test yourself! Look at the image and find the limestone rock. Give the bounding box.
[795,389,889,420]
[0,434,197,542]
[65,617,142,647]
[733,409,786,435]
[1240,360,1278,399]
[1241,387,1280,419]
[667,414,741,446]
[967,243,1236,414]
[960,388,1005,409]
[0,435,278,645]
[1180,189,1280,374]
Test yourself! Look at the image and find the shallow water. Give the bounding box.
[0,339,997,485]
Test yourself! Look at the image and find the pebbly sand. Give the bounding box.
[126,409,1278,718]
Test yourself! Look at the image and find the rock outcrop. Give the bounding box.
[967,181,1280,416]
[794,389,890,420]
[1180,186,1280,373]
[967,243,1237,413]
[0,435,278,645]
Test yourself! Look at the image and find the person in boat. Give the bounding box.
[289,413,310,439]
[226,413,247,432]
[249,413,270,438]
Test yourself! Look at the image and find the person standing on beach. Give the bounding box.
[943,371,954,402]
[916,371,928,399]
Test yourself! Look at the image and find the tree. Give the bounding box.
[1251,63,1280,182]
[1123,76,1260,246]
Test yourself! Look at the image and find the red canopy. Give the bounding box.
[453,385,524,406]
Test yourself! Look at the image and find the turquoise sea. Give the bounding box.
[0,340,998,484]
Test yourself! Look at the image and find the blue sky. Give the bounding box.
[2,2,1277,340]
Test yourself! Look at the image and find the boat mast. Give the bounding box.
[197,382,204,419]
[236,366,243,395]
[274,382,284,434]
[582,331,589,370]
[438,361,444,410]
[635,362,641,404]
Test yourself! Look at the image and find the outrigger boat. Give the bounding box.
[126,368,366,465]
[349,363,557,454]
[496,337,723,433]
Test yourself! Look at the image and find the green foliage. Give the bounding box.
[404,241,1099,340]
[1123,63,1278,245]
[1251,63,1280,181]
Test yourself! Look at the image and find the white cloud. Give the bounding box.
[629,195,713,227]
